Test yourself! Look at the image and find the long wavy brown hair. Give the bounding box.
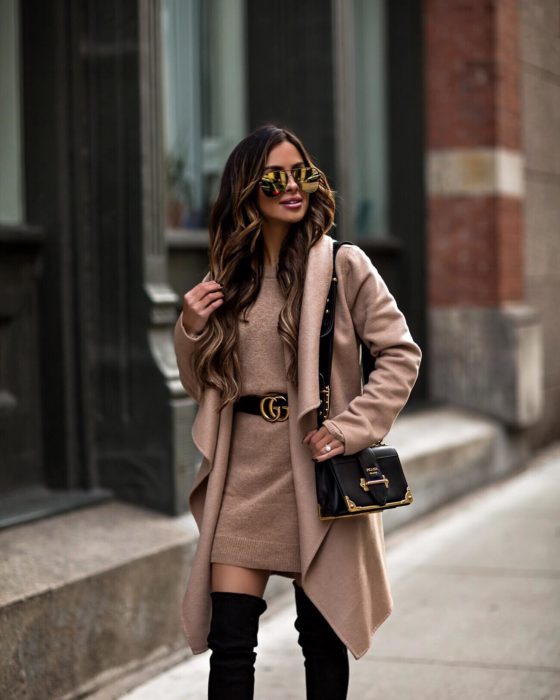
[192,124,336,408]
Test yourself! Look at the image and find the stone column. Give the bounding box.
[136,0,200,514]
[423,0,542,427]
[82,0,199,515]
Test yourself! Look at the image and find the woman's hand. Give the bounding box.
[182,280,224,335]
[303,426,344,462]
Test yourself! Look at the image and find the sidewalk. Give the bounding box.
[122,443,560,700]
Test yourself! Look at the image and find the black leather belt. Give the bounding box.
[234,393,289,422]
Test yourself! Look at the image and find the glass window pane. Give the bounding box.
[353,0,388,239]
[161,0,247,232]
[0,0,23,224]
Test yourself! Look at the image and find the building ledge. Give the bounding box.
[1,501,199,611]
[0,487,113,531]
[385,404,529,531]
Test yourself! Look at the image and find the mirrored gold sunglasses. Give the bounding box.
[258,166,321,197]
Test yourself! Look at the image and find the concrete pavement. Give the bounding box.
[122,442,560,700]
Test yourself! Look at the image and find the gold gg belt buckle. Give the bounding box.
[259,394,289,422]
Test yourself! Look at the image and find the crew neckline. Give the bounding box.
[263,264,277,278]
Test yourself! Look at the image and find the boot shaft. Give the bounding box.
[207,591,267,700]
[293,581,349,700]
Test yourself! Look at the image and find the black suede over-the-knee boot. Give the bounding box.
[292,581,349,700]
[207,591,268,700]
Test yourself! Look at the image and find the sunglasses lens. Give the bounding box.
[298,167,320,193]
[259,167,321,197]
[259,171,287,197]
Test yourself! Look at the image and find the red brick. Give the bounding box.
[423,0,521,149]
[428,196,523,306]
[424,1,523,308]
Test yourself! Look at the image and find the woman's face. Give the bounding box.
[256,140,311,228]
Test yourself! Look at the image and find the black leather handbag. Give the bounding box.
[315,241,414,520]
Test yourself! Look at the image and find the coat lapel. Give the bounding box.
[191,388,230,463]
[296,234,334,426]
[282,234,336,575]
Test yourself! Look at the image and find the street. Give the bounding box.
[123,442,560,700]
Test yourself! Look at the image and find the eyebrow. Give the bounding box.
[263,161,306,170]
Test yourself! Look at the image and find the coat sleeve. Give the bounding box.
[174,271,213,403]
[174,312,205,402]
[321,245,422,454]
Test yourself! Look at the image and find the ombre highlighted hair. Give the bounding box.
[192,124,336,408]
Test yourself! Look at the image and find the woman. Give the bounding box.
[174,124,422,699]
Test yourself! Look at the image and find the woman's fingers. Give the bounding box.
[302,430,316,444]
[200,297,224,319]
[304,427,332,448]
[313,442,344,462]
[187,281,223,305]
[182,281,224,334]
[307,426,330,446]
[304,426,344,461]
[198,290,224,314]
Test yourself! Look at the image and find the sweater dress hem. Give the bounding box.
[210,533,301,573]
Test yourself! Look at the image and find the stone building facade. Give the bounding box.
[520,0,560,445]
[3,0,556,531]
[423,0,558,446]
[427,0,539,431]
[0,1,558,697]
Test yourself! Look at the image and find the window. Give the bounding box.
[334,0,388,240]
[161,0,247,232]
[162,0,387,239]
[0,0,23,224]
[352,0,388,238]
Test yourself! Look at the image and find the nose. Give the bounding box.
[285,171,299,192]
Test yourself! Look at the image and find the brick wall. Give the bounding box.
[424,0,523,307]
[425,0,520,148]
[428,195,522,305]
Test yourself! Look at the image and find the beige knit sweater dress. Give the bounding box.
[209,264,301,575]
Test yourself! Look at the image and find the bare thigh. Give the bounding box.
[211,564,270,597]
[211,564,303,596]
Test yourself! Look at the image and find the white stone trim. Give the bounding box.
[427,148,524,197]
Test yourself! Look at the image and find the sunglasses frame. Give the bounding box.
[258,166,321,198]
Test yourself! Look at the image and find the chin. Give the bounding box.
[271,206,309,226]
[282,212,307,224]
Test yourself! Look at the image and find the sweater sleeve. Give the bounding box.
[174,312,205,402]
[321,245,422,455]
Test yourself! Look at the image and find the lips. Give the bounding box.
[279,197,303,208]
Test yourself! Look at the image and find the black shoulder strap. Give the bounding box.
[317,240,351,427]
[317,240,376,427]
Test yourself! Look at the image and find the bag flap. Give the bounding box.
[328,454,388,508]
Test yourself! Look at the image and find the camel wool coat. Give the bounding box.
[174,234,422,660]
